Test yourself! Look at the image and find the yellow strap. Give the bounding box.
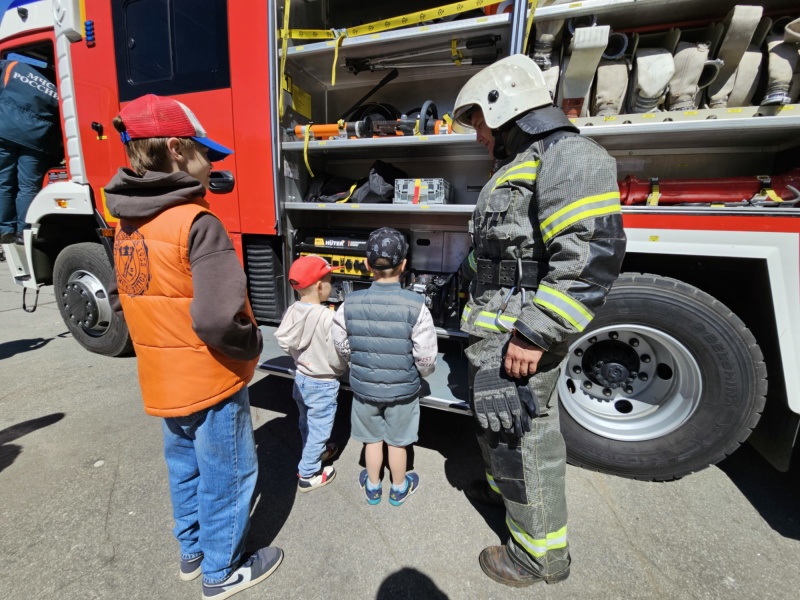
[331,33,345,86]
[278,0,292,118]
[522,0,540,53]
[303,124,314,177]
[765,188,783,203]
[337,182,359,203]
[451,39,462,66]
[284,0,504,40]
[646,184,660,206]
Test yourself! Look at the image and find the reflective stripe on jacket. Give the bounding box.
[115,201,258,417]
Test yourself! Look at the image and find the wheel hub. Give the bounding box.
[62,281,99,329]
[583,341,639,389]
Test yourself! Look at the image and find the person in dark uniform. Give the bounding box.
[0,54,61,244]
[453,54,627,587]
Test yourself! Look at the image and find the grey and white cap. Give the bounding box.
[367,227,408,269]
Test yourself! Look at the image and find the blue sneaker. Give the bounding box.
[359,469,382,505]
[180,553,203,581]
[389,472,420,506]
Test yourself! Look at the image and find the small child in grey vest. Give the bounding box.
[332,227,437,506]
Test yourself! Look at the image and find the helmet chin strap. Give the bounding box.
[492,129,508,160]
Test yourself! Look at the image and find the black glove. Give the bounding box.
[473,363,538,436]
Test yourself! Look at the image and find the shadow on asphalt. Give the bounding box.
[375,567,450,600]
[718,441,800,540]
[0,413,65,474]
[0,337,52,360]
[247,374,508,546]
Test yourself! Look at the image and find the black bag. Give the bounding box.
[350,160,408,204]
[303,171,360,203]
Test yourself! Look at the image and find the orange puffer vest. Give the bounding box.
[114,201,257,417]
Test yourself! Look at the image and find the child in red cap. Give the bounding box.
[275,255,348,491]
[106,94,282,599]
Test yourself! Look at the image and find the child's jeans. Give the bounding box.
[162,386,258,585]
[293,372,339,478]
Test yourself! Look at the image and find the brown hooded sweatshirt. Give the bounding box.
[106,168,262,415]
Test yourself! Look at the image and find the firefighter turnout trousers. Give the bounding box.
[467,334,570,578]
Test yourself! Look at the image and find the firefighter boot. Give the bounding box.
[479,545,570,587]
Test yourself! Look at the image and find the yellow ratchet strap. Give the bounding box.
[332,33,346,86]
[523,0,540,54]
[279,0,291,118]
[284,0,505,40]
[451,39,462,66]
[646,184,660,206]
[303,123,314,177]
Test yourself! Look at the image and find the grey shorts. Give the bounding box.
[350,395,420,447]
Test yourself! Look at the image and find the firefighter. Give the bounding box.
[453,54,626,586]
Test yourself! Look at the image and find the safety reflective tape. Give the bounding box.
[507,516,567,557]
[540,191,621,243]
[486,472,501,494]
[3,60,17,87]
[284,0,505,40]
[492,160,540,191]
[533,284,592,332]
[467,251,477,272]
[461,305,517,331]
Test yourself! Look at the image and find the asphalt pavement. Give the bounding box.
[1,274,799,600]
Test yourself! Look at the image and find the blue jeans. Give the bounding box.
[162,386,258,585]
[0,138,51,235]
[293,372,339,478]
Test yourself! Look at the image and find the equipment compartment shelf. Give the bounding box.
[283,105,800,156]
[283,12,513,89]
[283,202,476,215]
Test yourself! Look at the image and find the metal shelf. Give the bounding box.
[283,106,800,157]
[284,13,513,89]
[283,201,476,215]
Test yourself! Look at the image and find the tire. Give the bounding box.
[558,273,767,481]
[53,243,133,357]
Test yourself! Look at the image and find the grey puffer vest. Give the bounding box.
[343,281,424,403]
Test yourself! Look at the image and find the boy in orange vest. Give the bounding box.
[107,94,282,600]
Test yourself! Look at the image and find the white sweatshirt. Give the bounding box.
[274,302,348,379]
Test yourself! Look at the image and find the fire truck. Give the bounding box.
[2,0,799,482]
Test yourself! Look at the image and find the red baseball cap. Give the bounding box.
[118,94,233,162]
[288,255,334,290]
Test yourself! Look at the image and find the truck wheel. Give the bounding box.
[53,243,132,357]
[558,273,766,481]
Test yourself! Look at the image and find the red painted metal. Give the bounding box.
[228,0,277,235]
[619,169,800,206]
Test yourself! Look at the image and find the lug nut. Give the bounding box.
[609,331,618,340]
[641,354,651,363]
[629,338,639,347]
[623,386,633,395]
[588,336,597,344]
[638,373,648,381]
[583,381,593,389]
[603,388,612,397]
[574,348,584,357]
[573,366,582,374]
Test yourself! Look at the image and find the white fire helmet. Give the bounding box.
[453,54,553,130]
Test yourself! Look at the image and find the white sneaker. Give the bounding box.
[298,465,336,492]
